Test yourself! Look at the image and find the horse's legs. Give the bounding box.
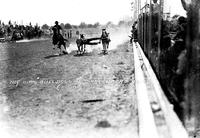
[80,44,83,54]
[52,45,56,55]
[62,43,68,54]
[60,47,62,55]
[106,43,109,54]
[77,44,80,55]
[102,43,106,52]
[83,44,86,53]
[63,42,68,53]
[57,44,62,55]
[63,42,66,50]
[102,42,109,54]
[78,45,81,55]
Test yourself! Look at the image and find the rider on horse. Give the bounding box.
[52,21,63,46]
[52,21,68,54]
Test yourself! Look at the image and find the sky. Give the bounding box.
[0,0,132,26]
[0,0,186,26]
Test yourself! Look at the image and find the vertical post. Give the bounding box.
[157,0,163,74]
[137,0,138,18]
[148,0,152,58]
[138,0,141,45]
[144,3,147,53]
[138,0,141,17]
[141,8,143,48]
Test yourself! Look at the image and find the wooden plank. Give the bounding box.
[133,43,159,138]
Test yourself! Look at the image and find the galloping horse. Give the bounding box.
[52,33,69,55]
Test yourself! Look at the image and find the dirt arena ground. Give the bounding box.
[0,31,138,138]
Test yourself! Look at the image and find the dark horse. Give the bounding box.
[52,34,69,55]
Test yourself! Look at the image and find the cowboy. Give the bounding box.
[100,29,110,54]
[52,21,63,46]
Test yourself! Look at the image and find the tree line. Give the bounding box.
[41,19,132,30]
[41,22,101,30]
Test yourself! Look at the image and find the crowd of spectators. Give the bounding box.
[0,21,42,41]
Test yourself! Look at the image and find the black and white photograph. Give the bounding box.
[0,0,199,137]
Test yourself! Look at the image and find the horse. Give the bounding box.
[52,34,69,55]
[76,38,86,55]
[76,37,101,55]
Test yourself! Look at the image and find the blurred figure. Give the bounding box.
[160,20,171,51]
[76,30,79,36]
[173,16,187,43]
[100,29,110,54]
[133,21,138,43]
[130,21,138,43]
[164,16,187,121]
[152,0,159,14]
[167,16,187,70]
[165,16,187,72]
